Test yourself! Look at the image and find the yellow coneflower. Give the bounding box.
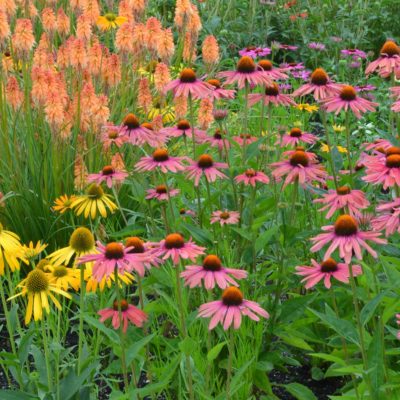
[71,184,117,219]
[52,194,77,214]
[47,265,80,291]
[47,227,96,266]
[84,264,134,292]
[296,103,319,113]
[8,269,71,324]
[332,124,346,133]
[148,102,175,124]
[0,223,27,274]
[21,241,47,260]
[320,143,348,153]
[96,13,127,31]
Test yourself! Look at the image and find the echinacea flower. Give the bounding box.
[248,82,296,107]
[97,13,127,31]
[292,68,341,101]
[218,56,272,89]
[21,241,48,260]
[52,194,77,214]
[366,40,400,77]
[280,127,317,147]
[160,120,206,139]
[78,241,148,281]
[321,85,378,119]
[308,42,326,51]
[101,124,128,150]
[295,258,362,289]
[125,236,160,271]
[0,223,27,274]
[146,185,180,201]
[341,49,367,59]
[233,134,257,146]
[239,46,271,58]
[197,286,269,330]
[185,154,228,186]
[206,79,236,100]
[258,60,289,80]
[71,184,118,219]
[371,198,400,237]
[235,169,270,186]
[199,129,230,151]
[47,264,80,291]
[120,113,160,147]
[310,214,387,263]
[8,269,71,324]
[181,254,247,289]
[314,186,369,218]
[84,264,134,293]
[87,165,128,188]
[164,68,212,99]
[210,210,240,226]
[135,148,186,173]
[153,233,205,265]
[98,299,147,333]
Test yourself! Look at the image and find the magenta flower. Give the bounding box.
[258,60,289,80]
[233,134,257,146]
[210,210,240,226]
[125,236,160,271]
[185,154,228,186]
[199,129,230,151]
[278,44,298,51]
[366,40,400,77]
[392,99,400,113]
[362,151,400,189]
[101,124,128,150]
[207,79,236,100]
[217,56,272,89]
[78,242,148,281]
[135,149,185,173]
[198,287,269,330]
[120,113,160,147]
[310,215,387,263]
[314,186,369,219]
[371,198,400,237]
[160,119,206,139]
[180,254,247,289]
[341,49,367,59]
[270,149,327,188]
[87,166,128,188]
[248,82,296,107]
[295,258,362,289]
[98,300,147,333]
[363,139,393,153]
[153,233,205,265]
[146,185,180,201]
[164,68,212,99]
[280,128,317,147]
[235,169,270,186]
[308,42,326,51]
[239,46,271,58]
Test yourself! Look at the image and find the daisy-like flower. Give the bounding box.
[270,149,327,188]
[185,154,228,186]
[295,258,362,289]
[135,148,185,173]
[159,120,206,139]
[47,265,80,291]
[310,214,387,263]
[163,68,213,99]
[125,236,160,271]
[0,223,27,274]
[258,60,289,80]
[197,286,269,330]
[78,241,148,281]
[87,166,128,188]
[210,210,240,226]
[180,254,247,289]
[48,227,96,267]
[363,139,393,153]
[217,56,272,89]
[296,103,319,113]
[8,269,71,325]
[280,127,317,147]
[371,198,400,237]
[292,68,341,101]
[153,233,205,265]
[101,124,128,150]
[98,299,147,333]
[179,209,196,217]
[235,169,270,186]
[366,40,400,77]
[146,185,180,201]
[321,85,378,119]
[97,13,127,31]
[248,82,296,107]
[120,113,160,148]
[71,184,118,219]
[200,129,230,151]
[233,134,258,146]
[239,46,271,58]
[320,143,348,154]
[52,194,77,214]
[21,241,47,260]
[84,264,134,293]
[314,186,369,218]
[207,79,236,100]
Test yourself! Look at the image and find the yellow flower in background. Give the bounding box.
[84,264,134,293]
[148,103,175,124]
[293,120,303,127]
[47,265,80,291]
[71,184,117,219]
[0,223,27,274]
[8,269,71,324]
[21,241,47,260]
[333,124,346,133]
[296,103,319,113]
[53,194,77,214]
[138,60,159,77]
[320,143,348,153]
[97,13,127,31]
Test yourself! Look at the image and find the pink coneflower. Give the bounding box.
[217,56,272,89]
[295,258,362,289]
[153,233,205,265]
[101,124,128,150]
[234,169,270,187]
[310,215,387,263]
[135,149,185,173]
[87,166,128,188]
[363,139,393,153]
[392,99,400,113]
[211,210,240,226]
[278,44,298,51]
[197,286,269,330]
[185,154,228,186]
[163,68,212,99]
[78,242,147,281]
[321,85,378,119]
[258,60,289,80]
[180,254,247,289]
[206,79,236,100]
[146,185,180,201]
[121,113,159,147]
[159,119,206,139]
[396,314,400,339]
[239,46,271,58]
[98,300,147,333]
[280,127,317,147]
[199,129,230,151]
[371,198,400,236]
[292,68,341,101]
[314,186,369,218]
[125,236,160,271]
[233,134,258,146]
[390,86,400,99]
[270,149,327,188]
[248,82,296,107]
[308,42,326,51]
[366,40,400,77]
[179,208,196,217]
[341,49,367,59]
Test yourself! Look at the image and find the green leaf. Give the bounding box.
[255,226,279,252]
[125,333,156,365]
[179,336,197,356]
[207,342,226,362]
[309,353,346,366]
[0,391,39,400]
[360,290,388,326]
[181,223,213,245]
[276,332,313,351]
[367,331,384,398]
[253,369,273,393]
[83,314,119,344]
[283,383,317,400]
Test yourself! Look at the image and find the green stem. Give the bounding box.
[78,265,86,375]
[42,318,53,392]
[226,328,234,400]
